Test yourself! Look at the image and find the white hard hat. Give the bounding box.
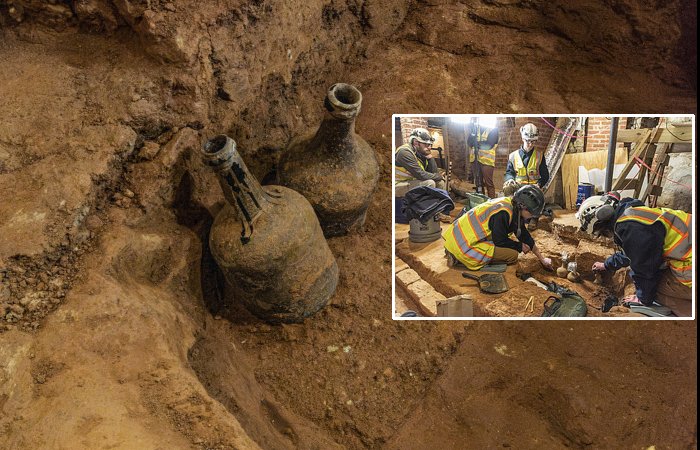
[520,123,539,141]
[576,192,619,235]
[409,128,434,145]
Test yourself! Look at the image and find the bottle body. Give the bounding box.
[203,135,338,323]
[278,83,379,237]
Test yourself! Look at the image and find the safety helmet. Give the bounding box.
[576,192,620,235]
[520,123,539,141]
[409,128,434,145]
[513,185,545,217]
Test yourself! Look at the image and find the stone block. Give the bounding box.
[395,268,421,287]
[404,279,445,316]
[394,257,409,273]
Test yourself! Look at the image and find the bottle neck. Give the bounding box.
[311,113,357,150]
[202,135,268,243]
[311,83,362,152]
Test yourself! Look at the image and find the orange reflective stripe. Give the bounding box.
[663,236,686,258]
[619,214,654,224]
[681,247,692,259]
[453,221,490,262]
[467,211,488,241]
[657,214,686,237]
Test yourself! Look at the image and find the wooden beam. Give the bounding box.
[611,128,653,191]
[616,126,692,144]
[633,144,657,198]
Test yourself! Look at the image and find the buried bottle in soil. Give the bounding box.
[202,135,339,323]
[278,83,380,237]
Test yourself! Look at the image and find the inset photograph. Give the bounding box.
[393,115,694,319]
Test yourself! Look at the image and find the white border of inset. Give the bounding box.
[391,114,695,321]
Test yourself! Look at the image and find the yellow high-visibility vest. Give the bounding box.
[443,197,514,270]
[617,206,692,287]
[509,149,542,184]
[468,127,497,167]
[394,144,426,184]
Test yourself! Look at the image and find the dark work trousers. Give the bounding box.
[481,164,495,198]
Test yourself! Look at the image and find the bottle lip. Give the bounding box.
[325,83,362,119]
[202,134,236,168]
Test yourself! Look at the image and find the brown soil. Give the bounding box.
[0,1,696,449]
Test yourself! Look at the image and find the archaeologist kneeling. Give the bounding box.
[577,193,692,317]
[443,185,553,270]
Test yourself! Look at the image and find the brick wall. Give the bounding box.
[495,117,555,168]
[585,117,626,152]
[399,117,429,145]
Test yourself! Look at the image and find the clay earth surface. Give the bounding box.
[0,1,696,449]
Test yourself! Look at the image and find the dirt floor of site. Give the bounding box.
[1,1,697,449]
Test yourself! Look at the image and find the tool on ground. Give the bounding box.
[464,263,507,273]
[622,301,675,317]
[461,272,509,294]
[519,274,549,290]
[524,295,534,313]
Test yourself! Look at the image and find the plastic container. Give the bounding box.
[575,183,595,208]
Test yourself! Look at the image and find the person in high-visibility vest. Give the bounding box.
[443,185,553,270]
[467,121,499,198]
[503,123,549,194]
[503,123,549,231]
[578,192,692,317]
[395,127,445,196]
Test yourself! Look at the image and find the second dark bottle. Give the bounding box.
[278,83,379,237]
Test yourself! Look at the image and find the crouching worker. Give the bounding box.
[577,193,692,317]
[443,185,553,270]
[395,127,446,196]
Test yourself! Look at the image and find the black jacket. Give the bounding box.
[402,186,454,223]
[604,198,666,304]
[489,209,534,252]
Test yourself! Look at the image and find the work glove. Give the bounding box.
[502,180,520,196]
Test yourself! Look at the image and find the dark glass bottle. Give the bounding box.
[278,83,379,237]
[201,135,338,323]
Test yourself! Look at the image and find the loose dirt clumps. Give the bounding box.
[1,1,697,448]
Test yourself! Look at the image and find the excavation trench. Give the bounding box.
[394,208,633,318]
[0,1,697,448]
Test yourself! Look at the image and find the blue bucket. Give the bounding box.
[575,183,595,208]
[395,197,410,224]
